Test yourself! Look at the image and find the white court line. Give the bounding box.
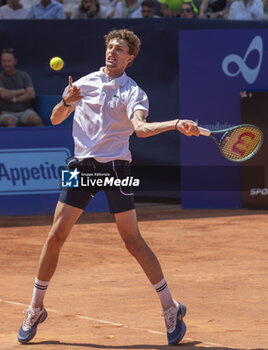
[76,315,165,335]
[0,298,244,349]
[0,298,164,335]
[0,299,59,313]
[76,315,127,328]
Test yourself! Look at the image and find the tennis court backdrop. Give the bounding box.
[0,20,267,215]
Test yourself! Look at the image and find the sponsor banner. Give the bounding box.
[0,148,69,195]
[241,91,268,209]
[250,188,268,196]
[0,127,108,215]
[179,29,268,208]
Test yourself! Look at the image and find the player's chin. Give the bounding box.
[106,61,116,68]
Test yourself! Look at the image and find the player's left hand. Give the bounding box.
[176,120,200,136]
[64,76,83,105]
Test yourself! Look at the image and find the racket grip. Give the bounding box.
[198,127,211,136]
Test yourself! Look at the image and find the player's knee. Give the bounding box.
[124,235,145,257]
[46,231,67,251]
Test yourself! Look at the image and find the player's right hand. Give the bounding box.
[177,120,200,137]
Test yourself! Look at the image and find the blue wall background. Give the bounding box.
[179,29,268,208]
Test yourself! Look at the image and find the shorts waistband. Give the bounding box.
[79,158,130,167]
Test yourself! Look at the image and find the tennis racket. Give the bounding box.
[190,124,263,162]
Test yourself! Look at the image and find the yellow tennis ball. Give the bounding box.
[50,57,64,71]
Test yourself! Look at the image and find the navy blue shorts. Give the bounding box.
[59,158,135,214]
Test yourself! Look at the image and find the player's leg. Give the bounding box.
[35,201,83,290]
[0,112,19,127]
[17,201,83,343]
[18,160,97,344]
[114,209,187,345]
[21,109,44,126]
[114,209,163,284]
[105,160,173,302]
[114,209,172,302]
[105,159,186,344]
[105,160,175,308]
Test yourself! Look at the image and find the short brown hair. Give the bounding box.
[1,48,16,59]
[104,29,141,67]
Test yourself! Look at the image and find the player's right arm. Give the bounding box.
[131,110,200,137]
[50,76,82,125]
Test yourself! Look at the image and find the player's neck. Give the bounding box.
[103,66,125,80]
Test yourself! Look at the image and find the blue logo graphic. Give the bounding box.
[61,168,80,187]
[222,36,263,84]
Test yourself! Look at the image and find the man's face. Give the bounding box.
[179,3,195,18]
[162,6,176,17]
[105,38,134,72]
[41,0,51,6]
[7,0,20,7]
[142,4,154,17]
[1,53,17,75]
[83,0,96,11]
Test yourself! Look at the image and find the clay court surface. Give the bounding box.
[0,204,267,350]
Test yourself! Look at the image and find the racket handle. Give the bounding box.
[198,127,211,136]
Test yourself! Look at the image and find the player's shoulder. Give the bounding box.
[126,76,137,87]
[124,74,147,96]
[124,74,141,91]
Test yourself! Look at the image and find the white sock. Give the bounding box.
[153,277,174,311]
[30,278,49,308]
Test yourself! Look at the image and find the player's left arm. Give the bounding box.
[131,109,200,137]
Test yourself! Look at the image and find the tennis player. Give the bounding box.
[18,29,200,345]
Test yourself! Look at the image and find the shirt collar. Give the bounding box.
[100,67,127,87]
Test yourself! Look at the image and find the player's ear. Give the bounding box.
[128,55,135,65]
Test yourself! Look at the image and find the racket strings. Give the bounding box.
[220,126,263,160]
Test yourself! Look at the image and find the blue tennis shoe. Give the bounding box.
[18,305,47,343]
[162,300,186,345]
